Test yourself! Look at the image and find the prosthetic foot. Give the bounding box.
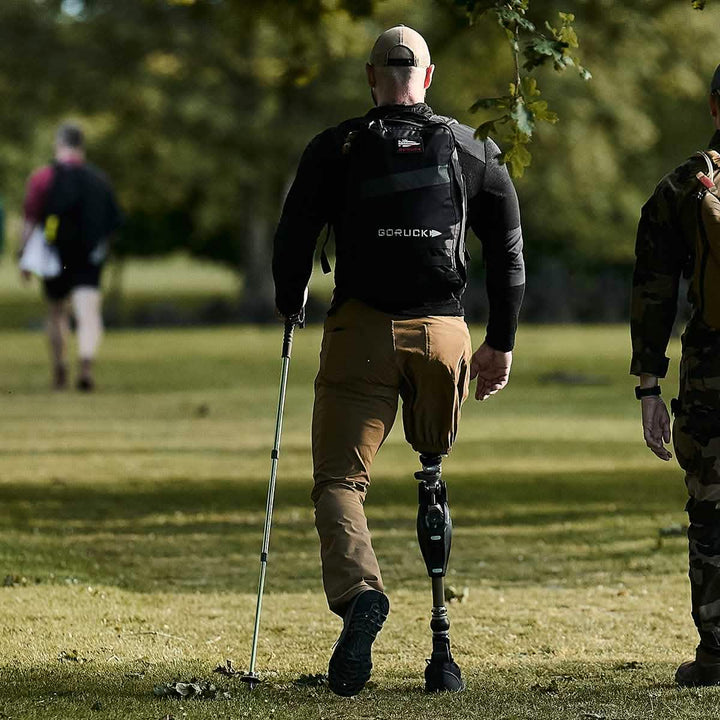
[416,454,464,692]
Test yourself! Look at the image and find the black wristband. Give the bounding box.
[635,385,661,400]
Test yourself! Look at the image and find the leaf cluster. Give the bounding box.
[523,12,591,80]
[459,2,589,176]
[455,0,708,176]
[471,77,558,177]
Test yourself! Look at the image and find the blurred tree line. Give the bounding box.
[0,0,718,322]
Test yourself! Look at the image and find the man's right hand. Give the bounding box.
[278,307,305,328]
[641,395,672,461]
[20,269,32,284]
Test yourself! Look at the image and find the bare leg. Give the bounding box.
[71,286,103,391]
[47,299,69,390]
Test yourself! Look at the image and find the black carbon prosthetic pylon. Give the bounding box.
[415,454,464,692]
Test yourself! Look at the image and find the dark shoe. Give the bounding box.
[77,358,95,392]
[76,376,95,392]
[52,364,68,391]
[328,590,389,697]
[676,646,720,686]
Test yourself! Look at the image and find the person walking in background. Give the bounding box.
[631,65,720,686]
[19,122,122,391]
[273,25,524,695]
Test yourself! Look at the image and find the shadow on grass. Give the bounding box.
[0,659,708,720]
[0,462,686,528]
[0,465,689,595]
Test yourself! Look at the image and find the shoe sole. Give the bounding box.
[676,661,720,687]
[328,592,389,697]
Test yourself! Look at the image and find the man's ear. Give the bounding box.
[366,63,376,88]
[424,64,435,90]
[712,93,719,119]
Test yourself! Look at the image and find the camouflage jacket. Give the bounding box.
[630,130,720,377]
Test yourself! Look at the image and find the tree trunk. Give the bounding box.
[239,208,276,322]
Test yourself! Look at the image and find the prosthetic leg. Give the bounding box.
[416,453,464,692]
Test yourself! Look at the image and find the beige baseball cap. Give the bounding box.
[368,25,431,68]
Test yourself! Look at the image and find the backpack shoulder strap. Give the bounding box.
[429,114,458,127]
[319,127,365,275]
[695,151,720,190]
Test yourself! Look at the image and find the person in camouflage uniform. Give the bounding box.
[631,64,720,686]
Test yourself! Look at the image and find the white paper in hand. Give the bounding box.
[19,226,62,278]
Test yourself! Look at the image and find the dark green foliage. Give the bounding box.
[457,0,704,176]
[459,3,590,176]
[0,0,717,319]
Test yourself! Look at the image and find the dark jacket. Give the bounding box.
[273,103,525,351]
[630,130,720,377]
[44,161,122,270]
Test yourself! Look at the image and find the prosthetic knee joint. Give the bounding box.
[416,453,464,692]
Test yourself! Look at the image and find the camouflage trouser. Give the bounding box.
[673,320,720,650]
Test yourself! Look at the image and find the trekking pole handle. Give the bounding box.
[282,320,294,359]
[282,309,305,359]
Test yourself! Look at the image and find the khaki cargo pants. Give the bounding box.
[311,299,472,614]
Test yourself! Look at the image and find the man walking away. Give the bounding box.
[20,122,122,391]
[273,25,525,695]
[631,64,720,686]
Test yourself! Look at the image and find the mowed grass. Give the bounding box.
[1,323,718,719]
[0,253,241,329]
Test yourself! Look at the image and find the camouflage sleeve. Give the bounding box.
[630,177,685,377]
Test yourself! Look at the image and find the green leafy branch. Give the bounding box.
[455,0,708,177]
[469,76,558,178]
[456,0,588,177]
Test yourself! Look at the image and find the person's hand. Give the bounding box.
[641,396,672,461]
[276,307,306,328]
[286,307,306,328]
[470,342,512,401]
[20,269,32,284]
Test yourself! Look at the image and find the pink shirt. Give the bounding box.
[23,165,54,223]
[23,158,85,223]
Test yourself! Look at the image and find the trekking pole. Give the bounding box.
[241,315,300,690]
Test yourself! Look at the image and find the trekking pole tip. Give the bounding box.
[240,672,262,690]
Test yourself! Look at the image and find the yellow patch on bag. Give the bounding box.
[44,215,59,244]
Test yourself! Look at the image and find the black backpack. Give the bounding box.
[44,162,121,267]
[328,115,468,311]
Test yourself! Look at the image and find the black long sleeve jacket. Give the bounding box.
[272,103,525,351]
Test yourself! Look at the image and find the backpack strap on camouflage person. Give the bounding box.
[693,150,720,328]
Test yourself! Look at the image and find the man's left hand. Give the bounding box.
[641,395,673,461]
[470,342,512,401]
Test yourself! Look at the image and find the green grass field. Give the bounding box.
[2,323,717,719]
[0,253,241,328]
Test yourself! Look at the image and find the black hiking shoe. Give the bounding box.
[328,590,389,697]
[676,646,720,687]
[76,376,95,392]
[52,364,68,391]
